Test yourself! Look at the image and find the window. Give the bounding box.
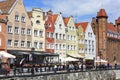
[21,28,25,35]
[63,34,65,40]
[59,24,62,29]
[15,15,19,21]
[59,34,62,39]
[34,30,38,37]
[0,24,1,32]
[56,33,58,39]
[27,29,31,35]
[21,16,25,22]
[51,33,53,38]
[39,42,43,49]
[14,27,19,34]
[14,40,18,47]
[8,26,12,33]
[39,30,43,37]
[27,41,31,48]
[59,44,61,49]
[63,44,65,49]
[47,32,49,37]
[36,20,40,25]
[34,42,38,48]
[21,41,25,47]
[8,39,12,46]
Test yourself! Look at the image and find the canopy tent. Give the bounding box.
[59,57,79,62]
[67,53,84,58]
[0,51,16,58]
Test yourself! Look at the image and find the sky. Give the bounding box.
[24,0,120,23]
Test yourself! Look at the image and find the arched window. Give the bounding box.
[36,20,40,25]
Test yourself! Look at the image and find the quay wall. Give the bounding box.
[1,70,116,80]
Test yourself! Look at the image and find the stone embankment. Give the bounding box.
[0,70,116,80]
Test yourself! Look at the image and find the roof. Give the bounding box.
[77,22,88,32]
[75,23,82,28]
[0,0,16,14]
[27,12,32,18]
[52,14,58,23]
[63,17,70,26]
[107,23,117,33]
[97,9,108,18]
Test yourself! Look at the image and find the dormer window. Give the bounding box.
[36,20,40,25]
[15,15,19,21]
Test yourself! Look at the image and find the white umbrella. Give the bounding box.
[65,57,79,62]
[95,59,108,63]
[0,51,16,58]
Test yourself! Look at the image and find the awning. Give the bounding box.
[60,57,79,62]
[67,53,84,58]
[0,51,16,58]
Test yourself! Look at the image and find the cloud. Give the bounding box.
[24,0,120,22]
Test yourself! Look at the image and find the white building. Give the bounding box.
[54,13,66,57]
[81,22,96,62]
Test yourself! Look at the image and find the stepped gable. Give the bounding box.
[63,17,70,26]
[77,22,88,32]
[97,8,108,18]
[107,23,117,33]
[0,0,16,14]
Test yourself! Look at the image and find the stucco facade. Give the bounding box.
[4,0,32,51]
[28,8,45,51]
[54,13,66,57]
[64,16,78,56]
[75,24,85,57]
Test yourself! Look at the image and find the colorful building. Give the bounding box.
[75,23,85,57]
[54,13,66,57]
[45,10,54,53]
[28,8,45,51]
[63,16,78,57]
[0,14,7,51]
[91,8,120,64]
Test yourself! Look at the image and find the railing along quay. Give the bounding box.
[0,66,120,79]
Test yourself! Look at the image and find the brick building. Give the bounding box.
[0,14,7,51]
[91,9,120,64]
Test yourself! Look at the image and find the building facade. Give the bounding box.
[54,13,66,57]
[64,16,78,56]
[0,14,7,51]
[91,9,120,64]
[28,8,45,51]
[45,10,54,53]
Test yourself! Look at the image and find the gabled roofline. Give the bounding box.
[8,0,17,14]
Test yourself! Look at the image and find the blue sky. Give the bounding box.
[24,0,120,23]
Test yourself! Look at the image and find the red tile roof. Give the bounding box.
[77,22,88,32]
[52,14,58,23]
[97,9,108,18]
[0,0,16,14]
[107,23,117,33]
[63,17,70,26]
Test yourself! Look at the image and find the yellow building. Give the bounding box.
[28,8,45,51]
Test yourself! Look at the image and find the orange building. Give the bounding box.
[91,9,120,65]
[0,14,7,51]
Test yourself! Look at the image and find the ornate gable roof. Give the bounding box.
[0,0,16,14]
